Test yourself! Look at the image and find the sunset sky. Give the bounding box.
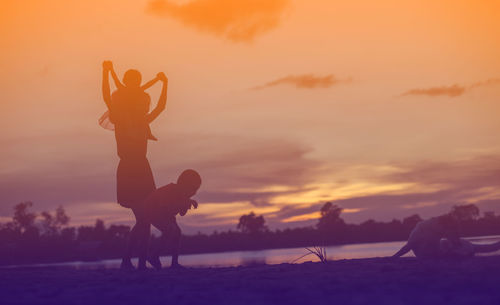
[1,0,499,233]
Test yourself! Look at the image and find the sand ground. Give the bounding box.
[1,256,500,305]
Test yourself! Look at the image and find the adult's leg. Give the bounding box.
[122,208,150,269]
[440,238,475,258]
[472,241,500,254]
[136,221,151,270]
[117,159,137,268]
[121,219,139,269]
[134,207,151,269]
[117,157,156,269]
[131,157,156,269]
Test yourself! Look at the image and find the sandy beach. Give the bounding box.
[2,256,500,305]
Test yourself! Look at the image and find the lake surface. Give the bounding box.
[6,235,500,269]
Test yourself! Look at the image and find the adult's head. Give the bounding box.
[123,69,142,88]
[177,169,202,197]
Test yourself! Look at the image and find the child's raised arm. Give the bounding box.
[102,61,112,109]
[109,65,125,90]
[141,75,160,91]
[146,72,168,123]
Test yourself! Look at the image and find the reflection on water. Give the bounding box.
[4,235,500,269]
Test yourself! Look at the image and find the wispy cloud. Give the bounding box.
[3,130,500,232]
[252,74,351,90]
[331,155,500,222]
[401,78,500,98]
[262,155,500,226]
[469,78,500,89]
[0,132,322,231]
[146,0,290,42]
[401,85,466,97]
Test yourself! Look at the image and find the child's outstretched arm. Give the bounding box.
[146,72,168,123]
[102,61,112,109]
[141,75,160,91]
[109,64,125,90]
[178,199,198,216]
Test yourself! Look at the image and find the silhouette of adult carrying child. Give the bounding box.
[101,61,167,269]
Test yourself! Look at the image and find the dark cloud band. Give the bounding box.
[401,78,500,98]
[252,74,351,90]
[147,0,290,42]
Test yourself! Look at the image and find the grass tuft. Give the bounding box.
[292,246,328,264]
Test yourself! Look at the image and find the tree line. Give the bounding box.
[1,201,500,265]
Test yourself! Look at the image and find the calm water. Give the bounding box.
[5,235,500,269]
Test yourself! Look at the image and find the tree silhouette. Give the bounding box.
[41,206,70,236]
[484,211,496,220]
[77,225,96,242]
[107,224,130,240]
[237,212,267,234]
[450,204,480,221]
[402,214,422,228]
[94,219,106,237]
[317,202,344,230]
[12,202,37,234]
[3,200,500,266]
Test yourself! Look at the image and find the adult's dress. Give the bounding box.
[109,87,156,208]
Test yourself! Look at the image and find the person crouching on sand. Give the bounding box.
[140,169,202,270]
[393,213,500,259]
[438,236,500,258]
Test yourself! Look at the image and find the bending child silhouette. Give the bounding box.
[142,169,202,269]
[101,60,168,269]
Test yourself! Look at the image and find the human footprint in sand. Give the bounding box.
[139,169,202,270]
[393,213,500,259]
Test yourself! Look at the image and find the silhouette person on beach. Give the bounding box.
[141,169,201,269]
[393,213,500,259]
[439,237,500,258]
[101,61,168,269]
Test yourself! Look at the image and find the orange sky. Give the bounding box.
[1,0,500,232]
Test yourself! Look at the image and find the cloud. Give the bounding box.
[401,78,500,98]
[330,155,500,222]
[382,155,500,190]
[192,155,500,228]
[252,74,351,90]
[0,132,323,232]
[469,78,500,89]
[3,129,500,232]
[401,85,466,97]
[169,135,323,205]
[263,155,500,227]
[146,0,290,42]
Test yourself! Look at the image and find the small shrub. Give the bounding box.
[292,246,328,263]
